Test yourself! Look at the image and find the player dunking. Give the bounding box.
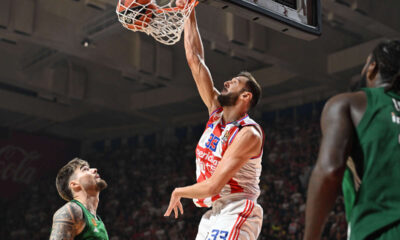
[304,40,400,240]
[50,158,109,240]
[164,6,264,240]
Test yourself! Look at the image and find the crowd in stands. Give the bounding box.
[1,103,348,240]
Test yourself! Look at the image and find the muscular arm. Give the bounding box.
[184,10,220,114]
[50,202,85,240]
[304,94,355,240]
[175,127,262,199]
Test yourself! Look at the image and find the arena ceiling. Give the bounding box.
[0,0,399,141]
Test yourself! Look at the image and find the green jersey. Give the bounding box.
[71,200,109,240]
[343,87,400,240]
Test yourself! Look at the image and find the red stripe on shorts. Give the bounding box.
[232,201,254,240]
[228,200,250,240]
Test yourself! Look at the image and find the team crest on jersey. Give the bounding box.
[91,218,98,227]
[221,131,230,143]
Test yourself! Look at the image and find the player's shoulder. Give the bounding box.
[327,90,366,104]
[324,91,366,112]
[237,125,262,142]
[53,201,84,222]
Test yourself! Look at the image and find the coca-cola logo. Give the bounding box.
[0,145,40,184]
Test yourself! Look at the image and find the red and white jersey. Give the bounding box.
[193,107,264,208]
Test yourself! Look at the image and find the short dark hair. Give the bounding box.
[56,158,89,201]
[237,71,262,110]
[372,39,400,93]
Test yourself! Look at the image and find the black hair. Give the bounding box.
[237,71,262,110]
[56,158,89,201]
[372,40,400,93]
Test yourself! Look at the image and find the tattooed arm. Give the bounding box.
[50,202,85,240]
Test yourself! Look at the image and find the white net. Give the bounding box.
[116,0,197,45]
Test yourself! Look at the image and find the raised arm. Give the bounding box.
[304,94,355,240]
[184,10,220,114]
[50,202,85,240]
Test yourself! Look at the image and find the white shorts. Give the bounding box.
[195,198,263,240]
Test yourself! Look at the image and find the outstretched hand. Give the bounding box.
[164,189,184,218]
[176,0,188,8]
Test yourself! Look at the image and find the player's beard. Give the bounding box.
[96,179,108,191]
[218,91,240,107]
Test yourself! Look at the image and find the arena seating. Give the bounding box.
[1,101,348,240]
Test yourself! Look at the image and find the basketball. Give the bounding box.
[117,0,156,31]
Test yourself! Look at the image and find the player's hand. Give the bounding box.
[176,0,187,8]
[164,189,184,218]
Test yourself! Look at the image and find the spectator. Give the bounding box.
[1,104,347,240]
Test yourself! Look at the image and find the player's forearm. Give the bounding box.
[175,179,220,199]
[184,10,204,66]
[304,166,342,240]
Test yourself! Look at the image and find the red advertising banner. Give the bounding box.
[0,131,79,199]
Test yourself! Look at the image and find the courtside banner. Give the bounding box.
[0,131,78,199]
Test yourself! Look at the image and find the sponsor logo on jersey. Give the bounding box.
[196,148,218,165]
[196,146,220,174]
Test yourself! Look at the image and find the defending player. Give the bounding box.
[304,40,400,240]
[164,7,264,240]
[50,158,109,240]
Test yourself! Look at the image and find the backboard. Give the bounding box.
[201,0,321,40]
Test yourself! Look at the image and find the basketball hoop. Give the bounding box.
[116,0,198,45]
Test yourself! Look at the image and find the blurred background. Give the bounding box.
[0,0,399,239]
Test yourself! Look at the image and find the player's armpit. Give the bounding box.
[49,202,85,240]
